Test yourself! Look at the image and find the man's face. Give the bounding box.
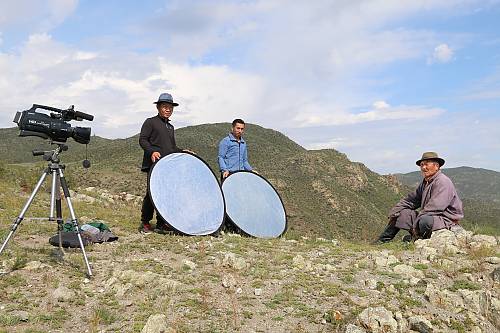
[232,123,245,139]
[420,160,440,179]
[157,103,174,119]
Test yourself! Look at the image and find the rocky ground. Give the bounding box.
[0,186,499,333]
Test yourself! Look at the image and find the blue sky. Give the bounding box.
[0,0,499,174]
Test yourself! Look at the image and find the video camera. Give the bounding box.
[13,104,94,144]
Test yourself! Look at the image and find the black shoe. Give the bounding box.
[374,224,400,244]
[154,222,173,235]
[402,234,413,243]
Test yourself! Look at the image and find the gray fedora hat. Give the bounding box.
[416,152,445,167]
[154,93,179,106]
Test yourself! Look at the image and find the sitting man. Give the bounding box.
[375,152,463,243]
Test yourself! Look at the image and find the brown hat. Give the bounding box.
[416,152,445,167]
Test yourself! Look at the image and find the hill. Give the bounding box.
[0,124,404,240]
[396,166,500,203]
[396,167,500,235]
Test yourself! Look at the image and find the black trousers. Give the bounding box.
[141,189,166,226]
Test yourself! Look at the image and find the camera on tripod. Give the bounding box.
[13,104,94,144]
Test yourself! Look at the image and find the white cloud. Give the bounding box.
[429,43,454,63]
[373,101,390,109]
[292,104,445,127]
[0,0,78,31]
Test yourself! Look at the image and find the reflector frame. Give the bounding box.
[149,152,225,235]
[222,171,287,238]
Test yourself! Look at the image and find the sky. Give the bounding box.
[0,0,499,174]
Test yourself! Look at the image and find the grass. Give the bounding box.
[91,307,118,326]
[448,280,481,292]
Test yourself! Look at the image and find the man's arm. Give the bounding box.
[139,119,155,157]
[243,144,252,171]
[218,139,228,172]
[388,185,422,218]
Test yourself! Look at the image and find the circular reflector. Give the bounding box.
[222,171,287,238]
[149,152,225,235]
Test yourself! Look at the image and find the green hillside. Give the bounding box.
[396,167,500,234]
[396,166,500,202]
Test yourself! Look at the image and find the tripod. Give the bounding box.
[0,143,93,277]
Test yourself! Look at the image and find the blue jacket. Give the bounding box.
[218,133,253,172]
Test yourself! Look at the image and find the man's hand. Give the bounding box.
[222,171,230,179]
[151,151,161,162]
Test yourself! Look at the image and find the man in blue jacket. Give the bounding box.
[218,119,253,181]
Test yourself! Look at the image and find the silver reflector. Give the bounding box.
[222,171,287,238]
[149,152,225,235]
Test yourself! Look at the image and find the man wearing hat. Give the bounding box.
[374,152,463,243]
[138,93,184,233]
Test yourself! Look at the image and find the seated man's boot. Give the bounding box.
[373,224,400,244]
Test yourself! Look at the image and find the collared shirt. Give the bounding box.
[218,133,253,172]
[389,170,464,226]
[139,115,181,172]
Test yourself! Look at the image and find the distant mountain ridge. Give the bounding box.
[396,166,500,203]
[1,125,498,237]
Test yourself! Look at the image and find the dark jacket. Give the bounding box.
[139,115,182,172]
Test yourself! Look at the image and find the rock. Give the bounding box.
[358,306,398,333]
[425,284,465,312]
[114,283,133,298]
[52,286,75,302]
[458,289,491,316]
[409,316,433,333]
[490,297,500,328]
[11,310,29,322]
[365,279,378,290]
[409,277,421,286]
[222,253,247,270]
[254,288,262,296]
[373,251,399,268]
[182,259,197,270]
[394,311,408,333]
[22,261,51,271]
[393,264,424,279]
[141,314,173,333]
[491,267,500,282]
[418,246,437,261]
[484,257,500,265]
[345,324,367,333]
[222,274,236,288]
[470,235,498,249]
[425,229,462,254]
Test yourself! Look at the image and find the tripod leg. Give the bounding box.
[49,170,65,255]
[0,170,49,256]
[58,169,93,277]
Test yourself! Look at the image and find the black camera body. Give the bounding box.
[13,104,94,144]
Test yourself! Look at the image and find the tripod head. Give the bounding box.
[31,141,91,168]
[32,142,68,164]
